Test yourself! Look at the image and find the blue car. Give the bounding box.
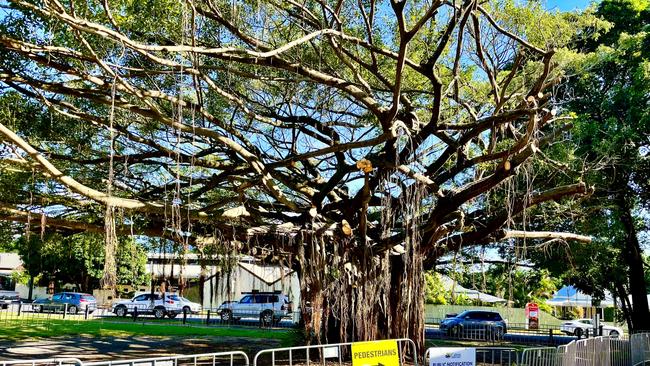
[439,310,507,339]
[32,292,97,314]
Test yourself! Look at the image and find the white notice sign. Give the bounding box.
[428,347,476,366]
[323,346,339,359]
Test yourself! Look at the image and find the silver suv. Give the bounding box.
[217,292,293,325]
[112,293,182,319]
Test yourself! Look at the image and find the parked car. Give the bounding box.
[560,318,624,337]
[0,290,20,309]
[32,292,97,314]
[216,292,293,325]
[111,293,182,319]
[168,294,202,315]
[439,310,508,339]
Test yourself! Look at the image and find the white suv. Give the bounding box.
[560,318,624,337]
[217,292,293,325]
[112,293,182,319]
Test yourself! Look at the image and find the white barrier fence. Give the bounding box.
[0,359,83,366]
[520,333,650,366]
[632,333,650,366]
[252,338,417,366]
[83,352,250,366]
[3,334,650,366]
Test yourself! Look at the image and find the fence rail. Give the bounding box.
[0,359,83,366]
[83,352,249,366]
[1,332,649,366]
[252,338,417,366]
[518,334,650,366]
[0,302,299,329]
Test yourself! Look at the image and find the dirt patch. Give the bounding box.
[0,335,281,361]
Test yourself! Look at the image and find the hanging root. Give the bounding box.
[101,204,117,292]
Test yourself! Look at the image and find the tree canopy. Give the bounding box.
[0,0,618,344]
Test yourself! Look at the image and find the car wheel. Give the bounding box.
[115,306,127,317]
[68,305,78,315]
[154,307,165,319]
[609,330,620,337]
[220,310,232,322]
[575,328,583,337]
[167,312,178,319]
[33,305,42,313]
[261,311,273,326]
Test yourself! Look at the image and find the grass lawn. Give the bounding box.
[0,318,294,345]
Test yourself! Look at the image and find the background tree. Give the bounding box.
[12,233,149,294]
[519,0,650,331]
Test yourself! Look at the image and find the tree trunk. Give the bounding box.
[617,193,650,331]
[386,253,425,353]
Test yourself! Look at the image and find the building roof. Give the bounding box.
[0,252,22,276]
[546,286,615,308]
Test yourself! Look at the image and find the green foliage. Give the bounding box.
[424,271,486,305]
[524,0,650,329]
[115,238,150,287]
[424,272,448,305]
[461,266,560,311]
[14,233,149,291]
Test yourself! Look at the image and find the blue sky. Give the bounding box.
[546,0,593,11]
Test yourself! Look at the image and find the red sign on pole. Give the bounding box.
[526,302,539,330]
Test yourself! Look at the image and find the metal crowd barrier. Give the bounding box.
[520,334,648,366]
[520,347,560,366]
[253,338,417,366]
[3,334,650,366]
[632,333,650,366]
[83,352,250,366]
[0,359,83,366]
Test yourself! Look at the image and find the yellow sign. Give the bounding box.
[351,340,400,366]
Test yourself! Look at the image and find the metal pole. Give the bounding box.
[206,310,211,325]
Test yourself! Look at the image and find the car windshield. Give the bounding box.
[456,311,471,318]
[81,295,95,301]
[168,295,181,300]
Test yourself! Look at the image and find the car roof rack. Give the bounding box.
[241,290,282,295]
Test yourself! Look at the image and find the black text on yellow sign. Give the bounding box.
[351,340,400,366]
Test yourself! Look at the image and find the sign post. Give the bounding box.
[427,347,476,366]
[525,302,539,330]
[351,340,400,366]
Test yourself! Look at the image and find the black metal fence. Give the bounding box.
[0,302,595,346]
[0,301,300,329]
